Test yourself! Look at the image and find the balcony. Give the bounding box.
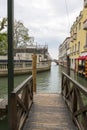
[70,36,73,42]
[83,19,87,30]
[73,33,77,40]
[84,44,87,50]
[67,49,70,55]
[84,0,87,8]
[77,50,79,54]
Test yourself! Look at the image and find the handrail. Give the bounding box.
[61,72,87,130]
[10,75,33,130]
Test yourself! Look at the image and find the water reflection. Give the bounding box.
[59,65,87,88]
[0,74,29,98]
[0,116,8,130]
[37,62,61,93]
[70,70,87,87]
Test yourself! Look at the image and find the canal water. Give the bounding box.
[0,62,61,99]
[37,62,61,93]
[0,62,87,98]
[0,62,87,129]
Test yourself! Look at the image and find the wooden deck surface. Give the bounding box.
[23,93,77,130]
[0,98,7,109]
[0,98,7,117]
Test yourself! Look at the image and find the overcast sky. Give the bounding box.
[0,0,83,59]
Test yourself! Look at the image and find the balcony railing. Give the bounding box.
[83,19,87,30]
[70,36,73,42]
[73,33,77,40]
[84,44,87,50]
[84,0,87,7]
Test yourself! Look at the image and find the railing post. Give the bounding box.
[10,93,17,130]
[32,54,37,93]
[72,88,77,114]
[61,73,64,95]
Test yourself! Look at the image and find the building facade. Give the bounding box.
[70,1,87,70]
[59,37,70,67]
[59,0,87,74]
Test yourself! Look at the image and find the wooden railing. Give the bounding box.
[10,75,33,130]
[61,72,87,130]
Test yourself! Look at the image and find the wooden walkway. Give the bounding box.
[0,98,7,117]
[23,93,77,130]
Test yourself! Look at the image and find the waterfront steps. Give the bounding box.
[23,93,77,130]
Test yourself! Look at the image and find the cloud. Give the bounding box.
[0,0,7,18]
[0,0,83,58]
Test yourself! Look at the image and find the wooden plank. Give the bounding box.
[23,94,77,130]
[0,98,7,109]
[0,98,8,117]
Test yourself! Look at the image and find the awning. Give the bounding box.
[75,56,87,60]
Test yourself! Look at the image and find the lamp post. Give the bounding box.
[7,0,14,129]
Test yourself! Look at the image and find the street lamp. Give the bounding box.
[7,0,14,129]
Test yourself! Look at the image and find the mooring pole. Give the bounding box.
[7,0,14,129]
[67,56,70,76]
[32,54,37,93]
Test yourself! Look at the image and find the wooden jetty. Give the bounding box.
[23,93,76,130]
[0,72,87,130]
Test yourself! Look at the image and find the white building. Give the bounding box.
[59,37,70,67]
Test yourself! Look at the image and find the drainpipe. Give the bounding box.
[85,57,87,78]
[86,32,87,46]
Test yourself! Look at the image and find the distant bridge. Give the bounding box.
[52,59,59,65]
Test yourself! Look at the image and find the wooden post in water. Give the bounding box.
[85,57,87,79]
[32,54,37,93]
[67,56,70,76]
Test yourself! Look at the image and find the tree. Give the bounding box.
[14,20,31,48]
[0,18,34,55]
[0,18,7,31]
[0,18,7,55]
[0,33,7,55]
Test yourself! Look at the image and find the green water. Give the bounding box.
[37,63,61,93]
[0,63,87,98]
[0,74,30,98]
[0,116,8,130]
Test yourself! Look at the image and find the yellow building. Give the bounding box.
[70,0,87,71]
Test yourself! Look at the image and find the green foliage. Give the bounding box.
[0,33,7,55]
[0,17,34,55]
[0,18,7,31]
[0,18,7,55]
[14,20,31,48]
